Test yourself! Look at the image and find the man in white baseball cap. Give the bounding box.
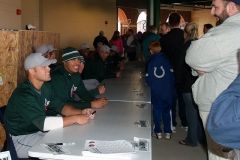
[4,52,95,158]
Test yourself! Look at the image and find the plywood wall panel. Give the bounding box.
[0,66,17,107]
[0,30,60,106]
[0,31,18,66]
[32,31,61,61]
[0,31,18,107]
[18,31,34,83]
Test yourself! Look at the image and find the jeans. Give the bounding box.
[182,93,204,146]
[234,150,240,160]
[172,91,187,127]
[200,111,229,160]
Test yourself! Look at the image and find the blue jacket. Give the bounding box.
[207,74,240,149]
[145,53,176,106]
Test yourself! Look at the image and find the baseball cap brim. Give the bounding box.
[24,52,57,70]
[40,59,57,67]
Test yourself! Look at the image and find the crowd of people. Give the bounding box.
[142,0,240,160]
[146,1,240,160]
[1,0,240,159]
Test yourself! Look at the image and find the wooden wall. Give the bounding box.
[0,30,60,107]
[0,31,18,107]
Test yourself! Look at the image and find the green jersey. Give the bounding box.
[50,65,99,110]
[4,81,61,136]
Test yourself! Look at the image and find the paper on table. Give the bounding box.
[82,140,136,159]
[134,120,149,128]
[133,137,150,152]
[42,144,69,155]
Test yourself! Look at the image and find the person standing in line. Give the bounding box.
[109,31,124,57]
[160,12,188,132]
[186,0,240,159]
[93,30,109,50]
[146,41,175,140]
[142,25,161,62]
[125,29,137,61]
[179,22,205,147]
[159,22,171,36]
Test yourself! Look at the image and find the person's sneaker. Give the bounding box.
[164,133,171,140]
[155,133,162,139]
[172,126,176,133]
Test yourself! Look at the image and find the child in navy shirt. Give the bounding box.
[146,41,176,139]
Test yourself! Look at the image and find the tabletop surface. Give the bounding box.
[28,62,152,160]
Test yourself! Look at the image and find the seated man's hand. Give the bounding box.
[82,108,94,115]
[82,108,96,120]
[91,97,108,109]
[75,114,91,125]
[98,85,106,94]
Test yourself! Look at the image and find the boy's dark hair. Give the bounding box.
[168,12,181,27]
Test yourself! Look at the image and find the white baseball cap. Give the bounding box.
[79,43,90,50]
[24,53,57,70]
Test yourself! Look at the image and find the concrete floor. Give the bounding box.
[152,125,208,160]
[125,61,208,160]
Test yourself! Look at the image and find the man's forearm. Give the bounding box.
[61,104,82,116]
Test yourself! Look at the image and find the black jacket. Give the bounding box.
[160,28,185,90]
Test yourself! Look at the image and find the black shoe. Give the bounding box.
[179,140,197,147]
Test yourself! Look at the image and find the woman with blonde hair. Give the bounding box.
[179,22,205,146]
[184,22,198,43]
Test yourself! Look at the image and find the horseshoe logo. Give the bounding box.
[154,66,165,78]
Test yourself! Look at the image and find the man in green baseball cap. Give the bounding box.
[4,52,95,158]
[50,47,108,114]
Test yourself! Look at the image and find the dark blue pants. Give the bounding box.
[182,93,204,145]
[153,101,172,134]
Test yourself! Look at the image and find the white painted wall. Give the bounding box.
[0,1,216,48]
[0,0,21,30]
[40,0,117,49]
[21,0,39,30]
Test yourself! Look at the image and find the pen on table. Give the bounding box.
[91,110,96,115]
[49,142,76,146]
